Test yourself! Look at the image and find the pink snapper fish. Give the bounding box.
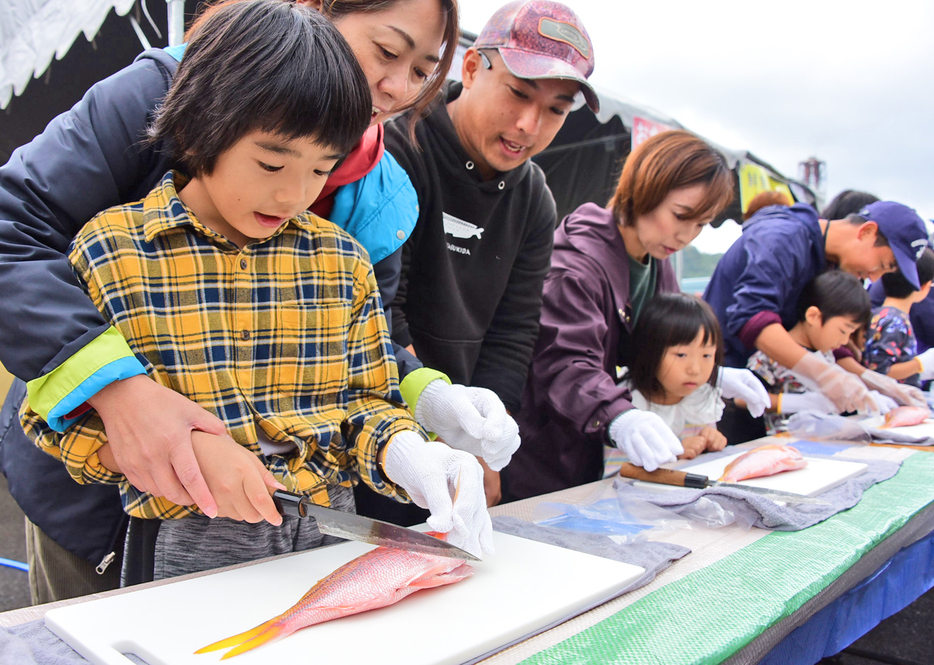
[196,533,473,659]
[881,405,931,429]
[719,444,808,483]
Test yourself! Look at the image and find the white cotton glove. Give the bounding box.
[608,410,683,472]
[860,368,928,409]
[414,380,520,472]
[867,391,898,414]
[916,348,934,381]
[778,391,837,415]
[790,353,879,414]
[381,431,494,558]
[718,367,770,417]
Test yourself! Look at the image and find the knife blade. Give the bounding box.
[271,490,480,561]
[617,463,831,505]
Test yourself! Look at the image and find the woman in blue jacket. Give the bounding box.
[0,0,525,602]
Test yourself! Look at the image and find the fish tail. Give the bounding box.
[218,623,288,660]
[194,617,281,655]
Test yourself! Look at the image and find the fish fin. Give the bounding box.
[407,566,474,590]
[218,624,288,660]
[194,618,278,654]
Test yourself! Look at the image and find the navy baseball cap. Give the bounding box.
[859,201,929,289]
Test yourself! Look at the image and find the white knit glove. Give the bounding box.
[414,380,520,471]
[916,348,934,381]
[718,367,770,417]
[778,391,837,415]
[381,431,494,558]
[608,410,683,472]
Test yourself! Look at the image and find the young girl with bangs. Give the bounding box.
[621,293,727,460]
[503,130,770,502]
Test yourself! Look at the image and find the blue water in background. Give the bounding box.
[681,276,710,295]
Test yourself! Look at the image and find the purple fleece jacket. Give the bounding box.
[504,203,678,500]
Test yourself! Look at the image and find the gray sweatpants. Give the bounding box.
[152,484,354,580]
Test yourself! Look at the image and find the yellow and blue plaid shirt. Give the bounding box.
[21,171,422,519]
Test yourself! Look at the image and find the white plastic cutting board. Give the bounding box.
[45,531,644,665]
[635,451,867,497]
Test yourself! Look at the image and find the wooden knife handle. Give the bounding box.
[617,463,709,489]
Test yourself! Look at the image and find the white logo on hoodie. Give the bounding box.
[443,213,483,240]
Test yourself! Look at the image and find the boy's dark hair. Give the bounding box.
[149,0,371,176]
[797,271,871,327]
[881,247,934,298]
[628,293,723,399]
[821,190,879,220]
[186,0,460,144]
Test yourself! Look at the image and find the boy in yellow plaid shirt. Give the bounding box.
[20,0,492,580]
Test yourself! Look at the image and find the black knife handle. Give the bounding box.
[272,490,306,518]
[683,473,710,489]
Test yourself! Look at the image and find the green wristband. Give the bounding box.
[399,367,451,413]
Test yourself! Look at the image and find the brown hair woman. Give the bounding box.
[502,129,760,502]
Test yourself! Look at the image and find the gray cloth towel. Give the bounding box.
[611,457,901,531]
[2,621,81,665]
[787,412,933,446]
[863,427,933,446]
[492,515,690,595]
[2,620,150,665]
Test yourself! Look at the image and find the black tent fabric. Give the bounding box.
[532,111,630,224]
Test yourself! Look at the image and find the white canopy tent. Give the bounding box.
[0,0,185,109]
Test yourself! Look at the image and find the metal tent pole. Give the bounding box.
[166,0,186,46]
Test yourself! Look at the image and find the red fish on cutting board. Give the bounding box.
[719,444,808,483]
[196,533,472,659]
[881,405,931,429]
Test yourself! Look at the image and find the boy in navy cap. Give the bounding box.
[705,199,929,421]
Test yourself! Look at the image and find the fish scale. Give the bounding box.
[719,444,808,483]
[196,534,472,659]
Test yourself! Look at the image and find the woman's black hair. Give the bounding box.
[881,247,934,299]
[796,271,872,327]
[821,190,879,220]
[149,0,371,176]
[628,293,723,400]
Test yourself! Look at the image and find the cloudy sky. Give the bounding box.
[458,0,934,254]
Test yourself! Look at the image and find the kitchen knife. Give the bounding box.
[617,463,831,505]
[271,490,480,561]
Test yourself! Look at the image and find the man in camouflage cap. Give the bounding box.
[354,1,598,522]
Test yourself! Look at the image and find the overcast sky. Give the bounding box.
[459,0,934,254]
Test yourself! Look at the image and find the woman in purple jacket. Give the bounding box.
[503,130,768,501]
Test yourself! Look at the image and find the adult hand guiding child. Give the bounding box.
[0,0,461,598]
[504,130,737,501]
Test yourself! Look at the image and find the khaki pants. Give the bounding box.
[25,518,122,604]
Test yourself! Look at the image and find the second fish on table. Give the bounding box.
[719,444,808,483]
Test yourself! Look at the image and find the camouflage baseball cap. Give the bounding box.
[474,0,599,113]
